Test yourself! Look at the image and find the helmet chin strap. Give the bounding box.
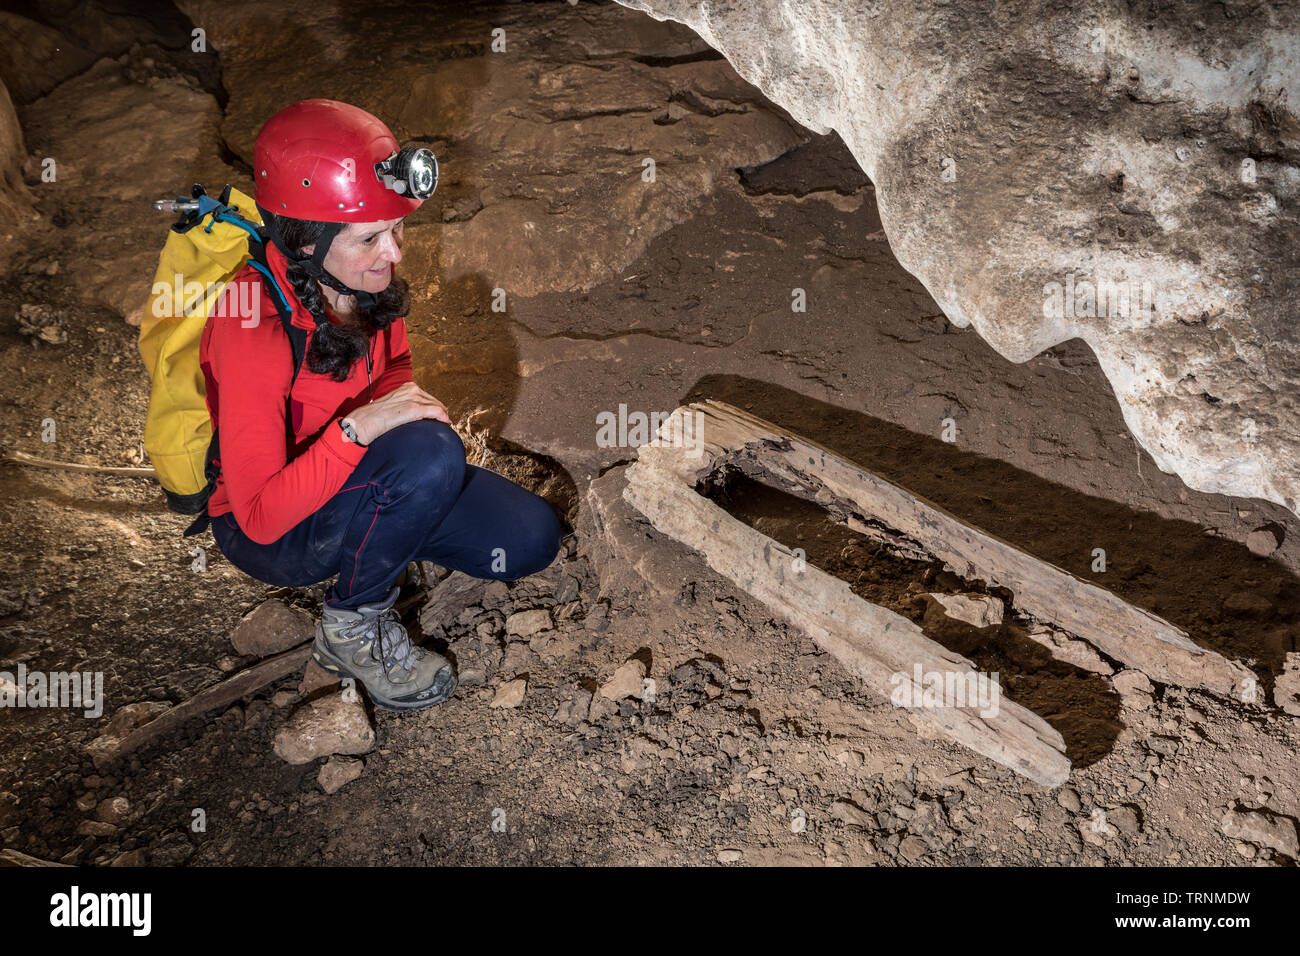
[257,207,380,314]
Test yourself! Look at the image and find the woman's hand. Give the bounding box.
[344,382,451,445]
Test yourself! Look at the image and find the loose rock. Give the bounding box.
[1111,670,1154,710]
[491,678,527,709]
[599,659,647,701]
[273,694,375,765]
[928,592,1004,629]
[1272,653,1300,717]
[94,797,130,825]
[1245,527,1282,557]
[230,599,315,657]
[318,756,365,795]
[506,608,552,639]
[1219,808,1299,859]
[1025,625,1113,675]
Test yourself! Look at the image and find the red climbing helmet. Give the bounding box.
[253,99,437,222]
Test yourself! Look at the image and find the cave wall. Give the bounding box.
[0,76,34,229]
[615,0,1300,518]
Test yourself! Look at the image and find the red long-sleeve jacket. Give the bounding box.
[199,242,413,545]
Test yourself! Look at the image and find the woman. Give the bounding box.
[201,99,563,713]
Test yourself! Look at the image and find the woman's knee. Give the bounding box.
[371,418,466,495]
[499,497,562,580]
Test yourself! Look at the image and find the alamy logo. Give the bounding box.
[0,665,102,718]
[595,404,705,458]
[49,886,151,936]
[151,272,262,327]
[889,664,1001,718]
[1042,273,1162,321]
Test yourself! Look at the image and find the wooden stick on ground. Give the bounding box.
[2,450,157,477]
[107,644,311,763]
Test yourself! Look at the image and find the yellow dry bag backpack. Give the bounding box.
[138,183,305,537]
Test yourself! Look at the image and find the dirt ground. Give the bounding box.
[0,0,1297,867]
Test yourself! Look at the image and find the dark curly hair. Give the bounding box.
[269,213,410,382]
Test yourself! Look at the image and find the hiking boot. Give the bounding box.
[312,585,456,712]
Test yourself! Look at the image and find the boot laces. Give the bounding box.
[372,606,417,676]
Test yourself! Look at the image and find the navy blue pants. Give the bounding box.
[212,420,563,610]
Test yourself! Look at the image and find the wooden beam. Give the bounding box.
[630,401,1251,697]
[3,450,157,476]
[106,644,312,763]
[622,410,1072,787]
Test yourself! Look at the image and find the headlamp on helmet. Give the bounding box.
[375,146,438,200]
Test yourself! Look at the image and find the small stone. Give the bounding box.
[1024,626,1113,675]
[318,756,365,795]
[1273,652,1300,716]
[109,849,146,867]
[76,820,118,837]
[835,750,866,770]
[74,793,97,813]
[1111,669,1154,710]
[1057,788,1082,812]
[598,659,646,701]
[271,690,297,708]
[505,609,552,639]
[490,678,527,708]
[716,848,742,863]
[459,667,486,687]
[1146,735,1180,756]
[1245,527,1282,557]
[230,600,315,657]
[1219,808,1299,858]
[94,797,130,825]
[499,642,535,677]
[927,592,1004,628]
[1078,816,1116,846]
[1108,805,1141,836]
[298,659,341,696]
[898,835,928,861]
[553,690,592,726]
[829,800,874,828]
[273,694,374,765]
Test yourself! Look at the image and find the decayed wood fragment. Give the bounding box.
[0,848,69,867]
[3,450,157,476]
[418,570,491,636]
[108,644,312,762]
[623,410,1071,787]
[631,401,1251,697]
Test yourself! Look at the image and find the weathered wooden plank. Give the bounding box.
[109,644,312,762]
[633,401,1251,697]
[418,570,491,636]
[623,430,1072,787]
[3,450,156,476]
[0,848,69,867]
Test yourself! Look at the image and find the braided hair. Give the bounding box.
[269,213,411,382]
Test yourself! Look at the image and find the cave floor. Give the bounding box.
[0,0,1297,867]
